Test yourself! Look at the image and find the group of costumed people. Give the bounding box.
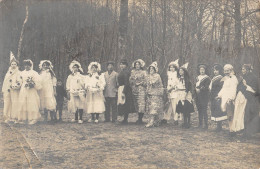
[2,52,260,138]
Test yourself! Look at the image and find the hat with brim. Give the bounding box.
[132,59,145,68]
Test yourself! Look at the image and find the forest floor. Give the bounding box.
[0,104,260,169]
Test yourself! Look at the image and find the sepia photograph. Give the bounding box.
[0,0,260,168]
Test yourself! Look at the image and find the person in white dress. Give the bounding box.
[85,62,106,123]
[161,59,180,125]
[216,64,238,135]
[38,60,57,122]
[2,52,22,123]
[66,60,85,124]
[18,59,42,124]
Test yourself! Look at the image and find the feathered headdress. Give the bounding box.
[69,60,84,73]
[88,62,101,73]
[132,59,145,68]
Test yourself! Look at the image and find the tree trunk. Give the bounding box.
[118,0,128,61]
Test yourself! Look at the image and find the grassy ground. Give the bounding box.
[1,108,259,169]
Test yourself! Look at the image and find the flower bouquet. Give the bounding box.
[10,80,21,90]
[25,77,35,89]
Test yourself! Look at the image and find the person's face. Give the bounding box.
[24,65,31,71]
[241,67,248,75]
[224,69,231,76]
[213,68,220,76]
[42,63,49,70]
[169,65,176,72]
[107,64,114,71]
[200,67,206,75]
[73,65,79,73]
[57,81,62,86]
[91,65,97,73]
[120,63,126,70]
[135,62,141,70]
[149,67,155,74]
[10,61,18,69]
[179,69,184,76]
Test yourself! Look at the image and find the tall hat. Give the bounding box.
[132,59,145,68]
[180,62,189,70]
[10,51,19,64]
[168,59,179,68]
[88,62,101,73]
[69,60,84,73]
[23,59,33,69]
[148,61,158,73]
[39,60,53,70]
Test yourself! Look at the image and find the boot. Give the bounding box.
[136,113,144,124]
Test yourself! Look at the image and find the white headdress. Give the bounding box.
[69,60,83,73]
[23,59,34,70]
[224,64,233,71]
[10,51,18,64]
[149,61,159,73]
[181,62,189,70]
[168,59,179,69]
[88,62,101,73]
[132,59,145,68]
[39,60,53,70]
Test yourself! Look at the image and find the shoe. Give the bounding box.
[71,119,77,122]
[88,119,94,123]
[173,121,178,126]
[135,120,144,125]
[160,119,167,125]
[58,118,62,122]
[94,119,99,123]
[78,120,83,124]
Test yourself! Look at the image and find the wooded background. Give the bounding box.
[0,0,259,84]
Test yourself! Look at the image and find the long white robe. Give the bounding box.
[2,67,22,120]
[39,70,57,111]
[18,69,42,121]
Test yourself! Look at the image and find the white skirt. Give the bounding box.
[3,89,20,120]
[85,91,105,114]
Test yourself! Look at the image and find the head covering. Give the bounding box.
[132,59,145,68]
[39,60,53,70]
[168,59,179,69]
[88,62,101,73]
[198,64,207,70]
[180,62,189,70]
[120,58,128,66]
[224,64,233,71]
[242,64,253,72]
[23,59,33,70]
[148,61,158,73]
[10,51,19,65]
[106,61,115,66]
[69,60,83,73]
[224,64,234,75]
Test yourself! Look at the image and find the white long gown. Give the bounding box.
[84,73,106,114]
[39,70,57,111]
[2,67,22,121]
[66,72,85,113]
[18,69,42,121]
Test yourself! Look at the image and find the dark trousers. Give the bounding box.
[105,97,117,122]
[183,112,191,127]
[56,102,63,120]
[75,109,83,121]
[198,103,208,127]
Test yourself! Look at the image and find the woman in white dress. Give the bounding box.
[18,59,42,124]
[39,60,57,122]
[66,60,85,124]
[85,62,106,123]
[2,52,22,123]
[161,59,180,125]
